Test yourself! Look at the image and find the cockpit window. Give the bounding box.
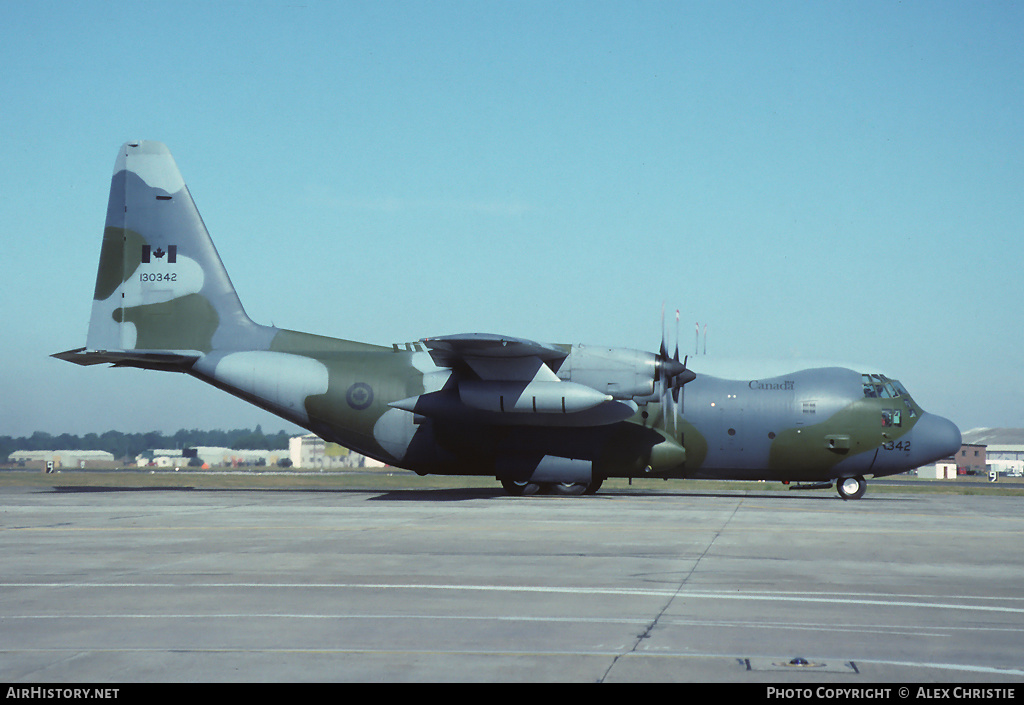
[864,374,918,419]
[861,375,876,397]
[862,373,900,399]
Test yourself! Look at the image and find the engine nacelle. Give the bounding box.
[459,380,611,414]
[555,345,659,400]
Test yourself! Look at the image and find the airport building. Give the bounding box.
[918,461,958,479]
[956,444,987,475]
[288,434,385,469]
[129,435,385,469]
[961,428,1024,477]
[6,450,115,469]
[136,447,290,468]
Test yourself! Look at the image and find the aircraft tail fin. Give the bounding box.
[57,141,273,366]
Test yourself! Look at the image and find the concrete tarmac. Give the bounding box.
[2,483,1023,683]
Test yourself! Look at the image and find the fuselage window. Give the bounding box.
[882,409,902,427]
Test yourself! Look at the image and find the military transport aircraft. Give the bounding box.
[54,141,962,499]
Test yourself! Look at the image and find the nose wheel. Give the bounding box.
[837,475,867,500]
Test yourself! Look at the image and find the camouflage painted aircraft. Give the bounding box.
[55,141,962,499]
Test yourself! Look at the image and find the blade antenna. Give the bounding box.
[660,303,668,363]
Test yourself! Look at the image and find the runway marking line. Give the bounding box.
[5,582,1024,614]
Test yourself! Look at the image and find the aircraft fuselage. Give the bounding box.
[184,330,960,489]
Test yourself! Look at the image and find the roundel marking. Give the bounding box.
[346,382,374,411]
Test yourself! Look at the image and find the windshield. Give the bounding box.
[862,373,900,399]
[862,373,917,419]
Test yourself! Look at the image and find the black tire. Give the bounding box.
[836,476,867,500]
[501,479,542,496]
[549,482,588,496]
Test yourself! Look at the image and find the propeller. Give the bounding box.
[657,307,696,435]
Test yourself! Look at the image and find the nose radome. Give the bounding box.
[914,413,962,464]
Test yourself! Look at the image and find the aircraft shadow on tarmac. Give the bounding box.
[46,484,909,503]
[45,484,500,501]
[320,486,911,502]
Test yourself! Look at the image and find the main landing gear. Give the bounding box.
[500,478,604,496]
[836,475,867,500]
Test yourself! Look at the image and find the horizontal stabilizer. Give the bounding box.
[52,347,200,371]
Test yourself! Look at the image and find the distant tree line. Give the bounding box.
[1,425,292,462]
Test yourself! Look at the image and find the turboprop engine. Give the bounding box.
[555,344,694,402]
[554,345,658,400]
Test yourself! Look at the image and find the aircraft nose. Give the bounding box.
[913,413,962,464]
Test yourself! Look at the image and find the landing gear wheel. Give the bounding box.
[584,478,604,495]
[501,479,542,496]
[836,476,867,500]
[549,482,588,496]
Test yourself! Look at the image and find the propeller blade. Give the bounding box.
[670,309,681,405]
[673,309,680,365]
[659,303,668,366]
[656,306,697,435]
[680,354,687,414]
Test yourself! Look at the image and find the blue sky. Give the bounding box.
[2,1,1021,438]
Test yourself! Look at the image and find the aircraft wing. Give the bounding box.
[389,333,637,425]
[420,333,567,382]
[422,333,566,363]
